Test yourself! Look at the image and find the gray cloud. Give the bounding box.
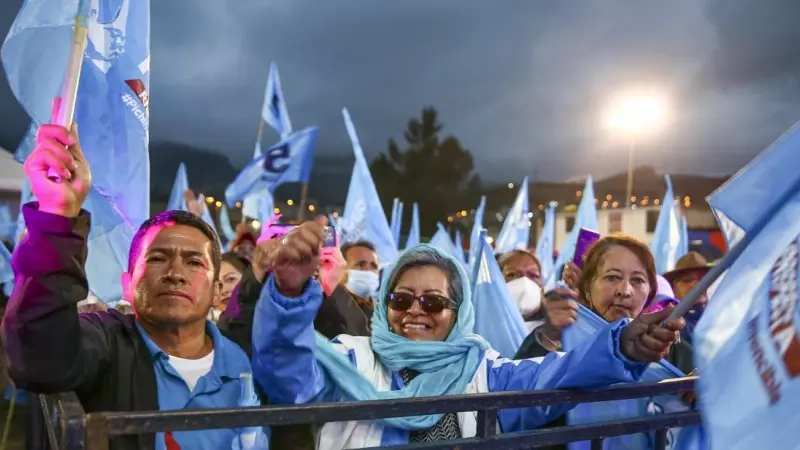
[2,0,799,185]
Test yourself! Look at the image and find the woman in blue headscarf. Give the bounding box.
[251,220,684,449]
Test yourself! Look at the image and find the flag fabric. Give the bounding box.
[651,175,683,274]
[693,120,800,449]
[494,177,529,254]
[471,231,528,358]
[258,195,274,226]
[468,196,487,271]
[563,304,696,450]
[339,108,397,265]
[549,176,599,288]
[393,201,404,249]
[0,242,12,286]
[4,0,150,304]
[678,215,689,256]
[166,163,189,211]
[454,229,466,266]
[389,198,400,247]
[429,223,462,264]
[240,142,264,220]
[261,62,292,139]
[218,205,236,242]
[225,127,317,207]
[0,204,13,241]
[405,202,420,250]
[195,194,218,237]
[536,202,556,284]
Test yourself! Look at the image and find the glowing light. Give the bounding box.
[612,201,619,208]
[235,202,242,208]
[604,89,669,136]
[273,208,281,214]
[508,183,514,189]
[447,216,454,223]
[287,199,294,206]
[251,220,261,229]
[308,205,316,212]
[205,197,214,204]
[215,201,222,207]
[527,212,534,218]
[486,236,494,244]
[332,211,339,218]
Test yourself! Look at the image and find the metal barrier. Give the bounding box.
[41,377,700,450]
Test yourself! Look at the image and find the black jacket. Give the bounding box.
[0,204,250,450]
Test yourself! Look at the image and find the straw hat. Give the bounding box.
[662,251,713,284]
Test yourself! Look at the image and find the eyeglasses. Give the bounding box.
[386,292,453,313]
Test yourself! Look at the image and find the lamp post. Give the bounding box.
[604,90,668,208]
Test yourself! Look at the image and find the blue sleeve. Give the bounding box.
[491,319,648,432]
[251,275,339,405]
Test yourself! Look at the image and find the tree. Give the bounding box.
[370,107,482,237]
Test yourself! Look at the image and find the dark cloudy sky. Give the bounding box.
[2,0,800,183]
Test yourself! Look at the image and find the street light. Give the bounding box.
[604,89,668,207]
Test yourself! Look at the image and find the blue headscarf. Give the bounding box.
[314,244,490,430]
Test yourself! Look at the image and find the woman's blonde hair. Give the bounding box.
[577,233,657,310]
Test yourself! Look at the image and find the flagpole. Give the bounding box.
[49,1,89,182]
[297,183,309,222]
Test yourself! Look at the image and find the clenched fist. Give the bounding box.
[620,306,685,363]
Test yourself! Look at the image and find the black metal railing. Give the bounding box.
[40,377,700,450]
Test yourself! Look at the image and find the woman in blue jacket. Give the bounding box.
[252,221,683,449]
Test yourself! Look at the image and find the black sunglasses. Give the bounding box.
[386,292,452,313]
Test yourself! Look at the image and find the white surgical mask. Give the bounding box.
[506,277,543,317]
[346,270,380,298]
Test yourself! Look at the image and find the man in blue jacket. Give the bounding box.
[1,123,264,449]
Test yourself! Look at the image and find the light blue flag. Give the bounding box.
[339,108,398,265]
[0,204,13,241]
[454,229,466,266]
[471,231,527,358]
[166,163,189,211]
[651,175,683,274]
[429,223,462,264]
[218,205,236,243]
[240,142,264,220]
[394,201,404,249]
[468,196,487,271]
[679,216,689,256]
[224,127,318,207]
[389,198,400,247]
[405,202,421,250]
[536,202,557,284]
[0,242,12,286]
[494,177,530,254]
[563,304,697,450]
[261,62,292,139]
[549,176,599,288]
[195,194,218,235]
[693,120,800,450]
[4,0,150,304]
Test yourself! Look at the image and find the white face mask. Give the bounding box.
[346,270,380,298]
[506,277,543,317]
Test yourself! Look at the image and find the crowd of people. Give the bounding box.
[0,124,711,449]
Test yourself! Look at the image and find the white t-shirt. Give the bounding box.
[168,351,215,392]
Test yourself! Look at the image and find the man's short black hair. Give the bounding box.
[341,240,377,260]
[128,210,222,278]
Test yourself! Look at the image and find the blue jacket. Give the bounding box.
[252,275,648,448]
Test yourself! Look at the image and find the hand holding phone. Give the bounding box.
[572,228,600,268]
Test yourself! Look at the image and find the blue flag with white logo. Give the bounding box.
[495,177,529,254]
[261,62,292,139]
[4,0,150,304]
[340,108,398,265]
[405,202,420,250]
[563,304,696,450]
[693,120,800,449]
[471,231,527,357]
[225,127,318,206]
